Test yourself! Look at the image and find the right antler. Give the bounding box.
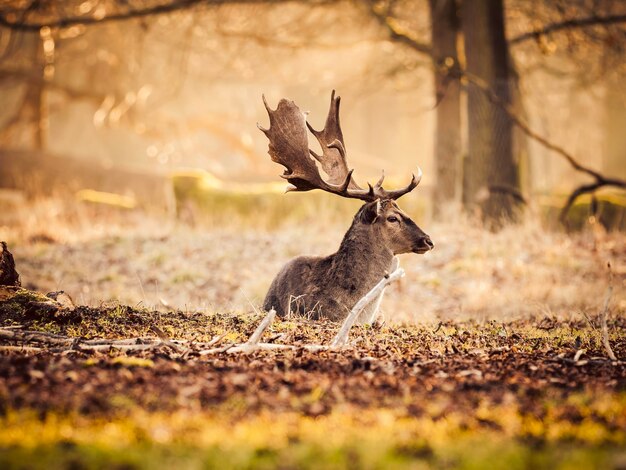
[258,90,421,202]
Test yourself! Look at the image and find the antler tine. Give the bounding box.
[261,94,271,112]
[327,139,346,158]
[374,170,385,189]
[306,90,361,190]
[383,167,423,200]
[339,169,355,193]
[257,95,272,134]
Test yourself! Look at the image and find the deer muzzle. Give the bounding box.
[413,235,434,254]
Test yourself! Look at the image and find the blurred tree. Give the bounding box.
[368,0,522,224]
[428,0,461,213]
[0,32,47,149]
[462,0,519,224]
[0,0,624,226]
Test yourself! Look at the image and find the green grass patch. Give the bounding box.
[0,406,624,470]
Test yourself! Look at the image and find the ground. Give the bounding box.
[0,302,625,469]
[0,200,625,469]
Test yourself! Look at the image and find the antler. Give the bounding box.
[258,90,421,202]
[306,90,359,189]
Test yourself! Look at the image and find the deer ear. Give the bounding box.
[360,200,381,224]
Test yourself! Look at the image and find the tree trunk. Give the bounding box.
[429,0,462,214]
[603,75,626,180]
[462,0,520,226]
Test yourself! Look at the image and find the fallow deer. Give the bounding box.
[258,91,433,323]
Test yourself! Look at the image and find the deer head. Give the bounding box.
[257,90,421,202]
[357,199,433,255]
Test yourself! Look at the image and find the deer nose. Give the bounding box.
[417,236,434,252]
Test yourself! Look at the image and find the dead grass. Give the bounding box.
[1,195,624,323]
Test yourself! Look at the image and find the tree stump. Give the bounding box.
[0,242,21,287]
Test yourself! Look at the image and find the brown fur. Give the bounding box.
[263,200,432,322]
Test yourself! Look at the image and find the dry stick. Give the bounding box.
[82,337,155,346]
[77,343,167,352]
[205,332,228,347]
[233,343,328,354]
[0,345,43,352]
[226,309,277,354]
[199,310,278,355]
[332,262,405,347]
[150,325,184,353]
[600,264,617,361]
[198,309,330,356]
[247,309,276,346]
[0,328,74,346]
[573,348,586,362]
[0,327,170,350]
[197,344,235,356]
[197,343,328,356]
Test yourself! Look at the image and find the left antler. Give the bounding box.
[258,90,421,201]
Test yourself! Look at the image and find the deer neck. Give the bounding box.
[333,223,394,278]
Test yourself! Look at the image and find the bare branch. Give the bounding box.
[366,0,433,57]
[510,14,626,45]
[462,71,626,222]
[0,327,73,345]
[0,1,203,31]
[150,325,185,353]
[332,260,405,347]
[0,0,335,31]
[246,308,275,346]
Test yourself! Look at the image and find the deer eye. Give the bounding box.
[387,216,399,223]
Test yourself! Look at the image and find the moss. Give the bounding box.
[540,189,626,232]
[0,407,623,470]
[170,170,427,229]
[0,288,63,326]
[111,357,155,368]
[76,189,137,210]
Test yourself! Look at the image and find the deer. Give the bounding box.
[258,91,433,323]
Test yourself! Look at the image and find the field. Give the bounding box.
[1,197,625,469]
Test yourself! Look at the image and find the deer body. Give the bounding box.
[264,208,393,322]
[259,92,433,322]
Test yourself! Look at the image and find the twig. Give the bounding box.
[332,264,405,347]
[222,309,277,354]
[81,337,154,346]
[78,343,166,352]
[600,263,617,361]
[573,348,586,362]
[228,343,328,354]
[206,332,228,347]
[150,325,184,353]
[510,14,626,45]
[246,309,276,346]
[0,328,74,346]
[579,309,599,333]
[0,345,43,352]
[197,343,235,356]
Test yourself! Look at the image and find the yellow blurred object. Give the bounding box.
[76,189,136,210]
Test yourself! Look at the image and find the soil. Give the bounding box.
[1,298,624,422]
